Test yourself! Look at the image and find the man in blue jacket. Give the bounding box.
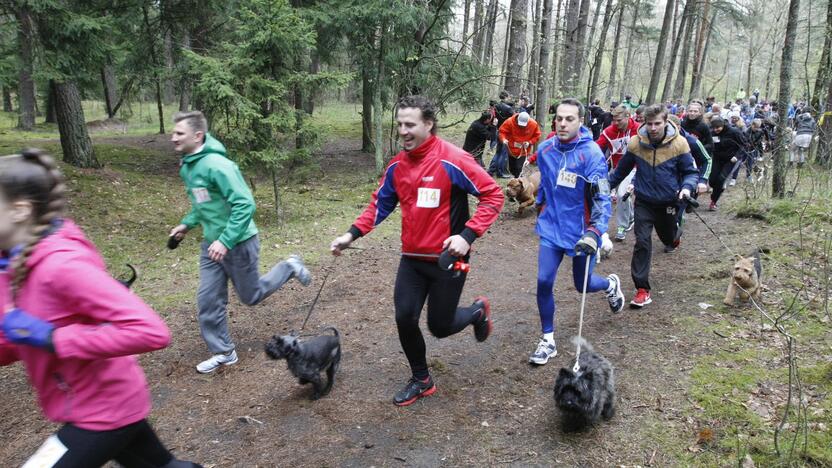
[609,105,699,309]
[529,98,625,365]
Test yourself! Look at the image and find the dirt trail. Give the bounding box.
[0,141,744,467]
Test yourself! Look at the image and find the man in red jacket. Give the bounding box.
[330,95,505,406]
[596,105,639,241]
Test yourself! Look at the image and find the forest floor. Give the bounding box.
[0,124,830,467]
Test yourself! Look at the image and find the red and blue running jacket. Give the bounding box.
[348,135,504,257]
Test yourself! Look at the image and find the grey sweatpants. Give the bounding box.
[197,235,296,353]
[614,170,636,231]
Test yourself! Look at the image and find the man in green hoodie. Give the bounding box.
[169,111,311,374]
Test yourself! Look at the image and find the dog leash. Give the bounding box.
[299,256,338,332]
[683,196,738,258]
[573,254,592,373]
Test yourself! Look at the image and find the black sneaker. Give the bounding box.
[393,376,436,406]
[471,296,492,342]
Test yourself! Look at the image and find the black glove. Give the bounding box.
[575,231,599,255]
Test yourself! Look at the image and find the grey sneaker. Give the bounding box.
[286,255,311,286]
[196,350,238,374]
[614,226,626,241]
[606,274,625,313]
[529,339,557,365]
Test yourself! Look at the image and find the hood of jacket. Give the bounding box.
[636,121,680,149]
[181,133,227,165]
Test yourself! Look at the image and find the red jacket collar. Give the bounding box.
[406,134,439,159]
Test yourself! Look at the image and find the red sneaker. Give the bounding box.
[708,201,717,211]
[630,288,652,308]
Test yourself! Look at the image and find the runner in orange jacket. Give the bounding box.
[499,111,541,177]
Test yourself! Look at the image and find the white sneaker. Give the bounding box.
[196,350,238,374]
[606,274,625,313]
[286,255,311,286]
[729,179,737,187]
[529,339,557,365]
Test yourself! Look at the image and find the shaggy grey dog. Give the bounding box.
[553,337,616,431]
[265,327,341,400]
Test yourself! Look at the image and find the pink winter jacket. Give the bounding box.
[0,220,171,431]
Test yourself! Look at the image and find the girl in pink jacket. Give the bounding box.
[0,150,199,467]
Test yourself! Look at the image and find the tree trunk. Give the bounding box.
[645,0,675,104]
[818,78,832,166]
[501,5,514,89]
[472,0,485,61]
[373,32,387,175]
[54,81,98,168]
[582,0,604,94]
[773,0,800,198]
[605,3,624,103]
[462,0,471,53]
[179,29,192,112]
[812,0,832,108]
[589,0,614,102]
[673,3,694,99]
[550,0,564,98]
[536,0,554,123]
[689,9,715,101]
[661,0,689,102]
[101,65,118,118]
[504,0,529,96]
[527,0,543,99]
[44,80,57,124]
[15,5,36,131]
[163,28,176,104]
[362,64,373,152]
[305,52,319,116]
[620,0,640,99]
[483,0,499,66]
[560,0,581,94]
[574,0,591,92]
[2,87,12,112]
[689,0,710,99]
[142,5,165,134]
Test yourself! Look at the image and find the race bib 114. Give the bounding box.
[416,187,440,208]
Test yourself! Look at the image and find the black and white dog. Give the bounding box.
[265,327,341,400]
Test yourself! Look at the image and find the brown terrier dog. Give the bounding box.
[505,171,541,215]
[723,251,762,306]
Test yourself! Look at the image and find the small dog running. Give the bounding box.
[265,327,341,400]
[723,250,763,306]
[553,337,616,432]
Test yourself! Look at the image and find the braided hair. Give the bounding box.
[0,149,67,299]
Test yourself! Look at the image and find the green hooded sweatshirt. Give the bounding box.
[179,134,258,249]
